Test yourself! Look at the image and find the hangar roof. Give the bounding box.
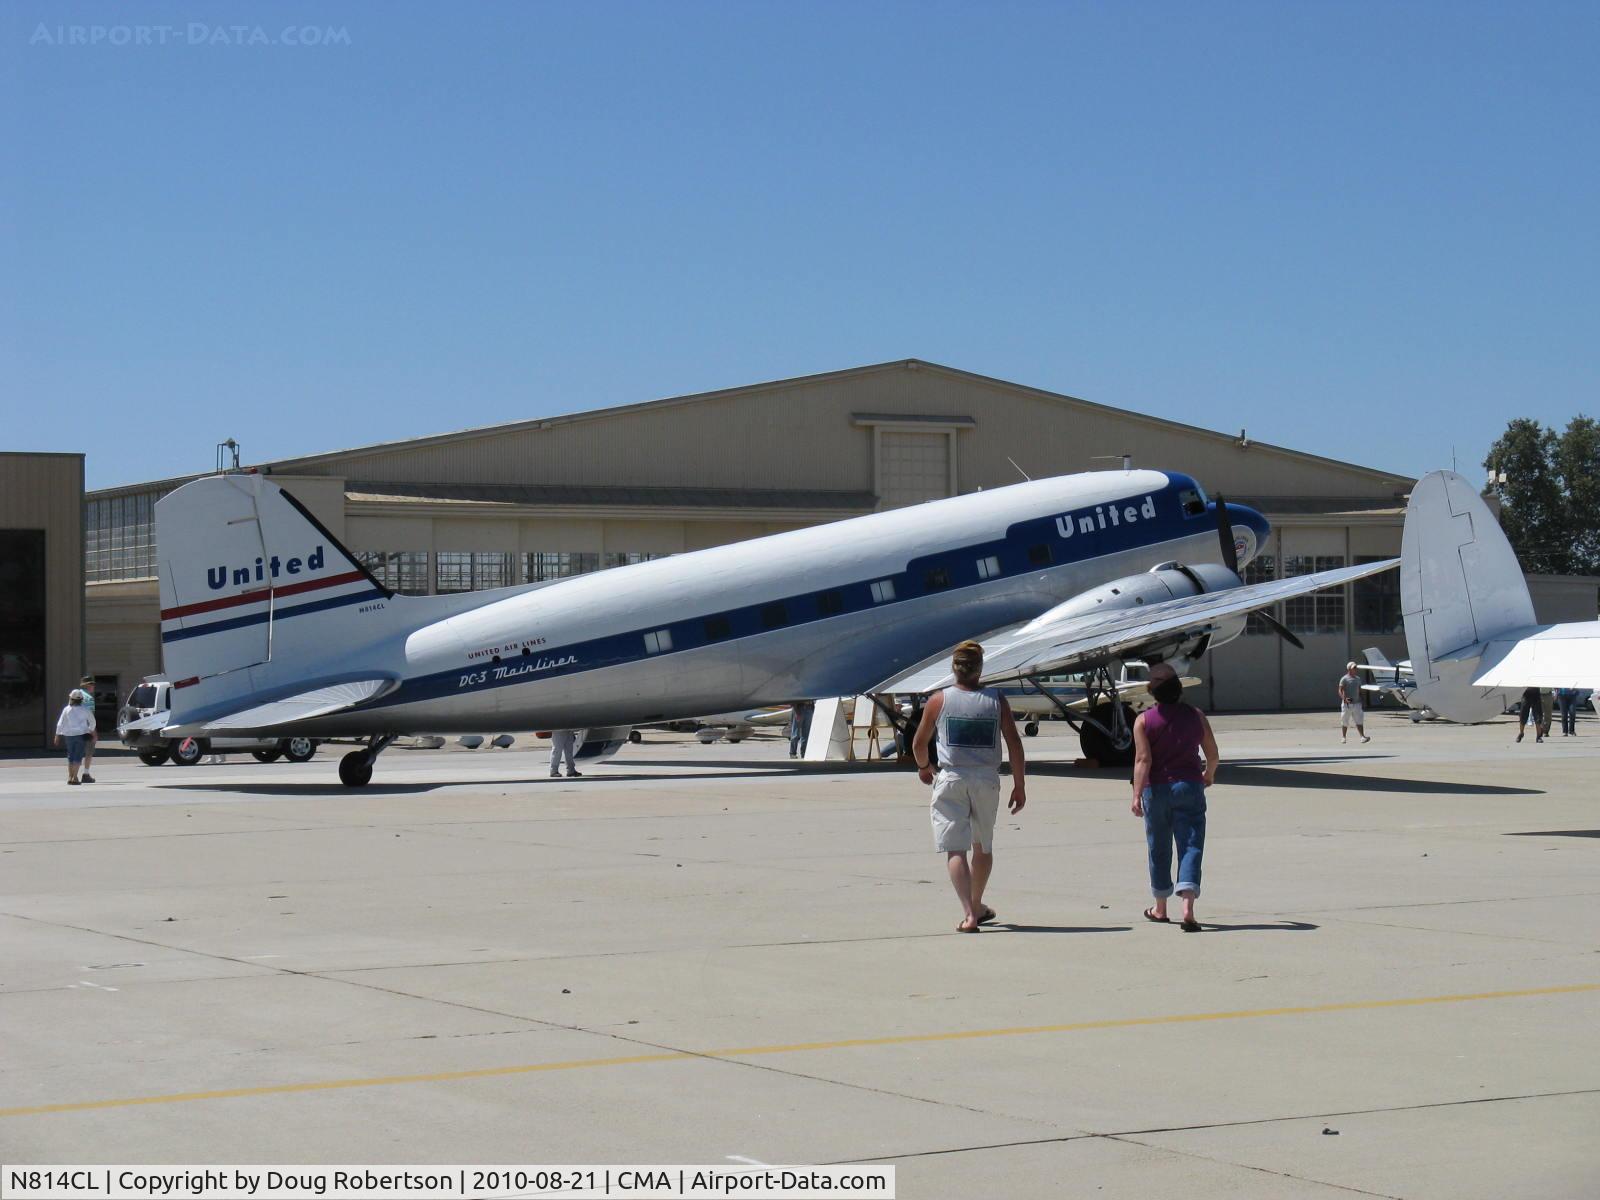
[89,359,1414,498]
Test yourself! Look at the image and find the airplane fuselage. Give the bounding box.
[278,470,1265,735]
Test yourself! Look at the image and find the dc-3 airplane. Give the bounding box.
[155,467,1397,786]
[1394,470,1600,722]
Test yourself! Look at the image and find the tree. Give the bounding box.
[1484,417,1600,575]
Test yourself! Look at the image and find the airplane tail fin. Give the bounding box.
[1400,471,1534,722]
[156,473,480,731]
[1361,646,1393,669]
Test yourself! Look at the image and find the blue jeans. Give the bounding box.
[1557,694,1578,735]
[63,734,88,764]
[1144,780,1207,899]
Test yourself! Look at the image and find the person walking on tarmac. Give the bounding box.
[549,729,582,777]
[1338,662,1369,744]
[911,641,1027,933]
[1516,686,1544,744]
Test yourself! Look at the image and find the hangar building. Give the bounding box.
[85,359,1428,713]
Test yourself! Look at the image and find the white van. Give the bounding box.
[118,678,318,767]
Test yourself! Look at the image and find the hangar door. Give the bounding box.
[878,431,952,509]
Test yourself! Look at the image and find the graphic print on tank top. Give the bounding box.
[946,716,998,748]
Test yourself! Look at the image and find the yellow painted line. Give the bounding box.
[4,982,1597,1119]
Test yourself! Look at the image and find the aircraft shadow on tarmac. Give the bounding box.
[993,923,1132,935]
[1211,764,1541,796]
[1505,829,1600,839]
[156,769,814,796]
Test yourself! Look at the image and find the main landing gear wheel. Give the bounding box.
[339,751,373,788]
[251,749,283,763]
[1024,721,1040,737]
[281,737,316,763]
[138,748,171,767]
[1079,701,1137,768]
[628,729,643,744]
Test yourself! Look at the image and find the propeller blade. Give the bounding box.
[1214,494,1240,576]
[1256,608,1305,650]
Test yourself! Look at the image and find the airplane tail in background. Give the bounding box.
[1400,471,1534,723]
[1361,647,1394,670]
[156,473,489,732]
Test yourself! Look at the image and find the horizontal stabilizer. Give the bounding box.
[186,678,396,732]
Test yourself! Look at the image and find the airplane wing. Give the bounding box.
[874,559,1397,693]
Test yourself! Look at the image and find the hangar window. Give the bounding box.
[644,629,673,654]
[1354,556,1403,635]
[703,616,732,641]
[924,566,952,591]
[524,552,600,581]
[816,590,844,616]
[976,555,1002,580]
[870,579,896,604]
[760,602,788,630]
[1283,556,1347,634]
[1028,543,1053,567]
[356,551,430,596]
[1242,555,1279,635]
[605,551,668,569]
[437,551,513,593]
[84,489,167,582]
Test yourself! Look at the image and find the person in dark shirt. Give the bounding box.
[1516,686,1544,744]
[1132,663,1220,932]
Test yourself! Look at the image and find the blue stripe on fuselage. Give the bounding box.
[367,476,1227,711]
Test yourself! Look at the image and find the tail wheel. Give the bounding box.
[1078,702,1137,768]
[169,737,207,766]
[1024,721,1040,737]
[251,749,283,764]
[138,748,170,767]
[338,751,373,788]
[281,737,316,763]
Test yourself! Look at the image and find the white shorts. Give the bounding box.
[931,770,1001,853]
[1341,702,1364,727]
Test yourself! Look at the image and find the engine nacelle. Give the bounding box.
[1023,561,1242,629]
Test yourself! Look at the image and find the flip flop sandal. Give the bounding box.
[1143,907,1170,923]
[956,919,981,933]
[977,907,998,925]
[1181,918,1202,932]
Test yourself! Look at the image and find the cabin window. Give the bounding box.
[975,555,1001,580]
[870,579,896,604]
[760,602,788,630]
[1179,488,1206,517]
[1028,543,1053,567]
[644,629,673,654]
[703,616,732,641]
[924,566,952,591]
[816,590,844,616]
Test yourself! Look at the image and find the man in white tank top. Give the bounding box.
[911,641,1028,933]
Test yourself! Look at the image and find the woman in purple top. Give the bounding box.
[1131,662,1220,932]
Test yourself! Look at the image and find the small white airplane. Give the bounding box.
[154,468,1394,785]
[1396,470,1600,721]
[1354,647,1432,720]
[996,662,1205,736]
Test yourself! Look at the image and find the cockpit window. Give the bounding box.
[1179,488,1206,517]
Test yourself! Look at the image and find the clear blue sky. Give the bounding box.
[4,1,1596,490]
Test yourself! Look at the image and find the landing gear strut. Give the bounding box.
[1021,664,1138,768]
[339,734,398,788]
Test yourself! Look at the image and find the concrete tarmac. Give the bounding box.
[2,711,1597,1198]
